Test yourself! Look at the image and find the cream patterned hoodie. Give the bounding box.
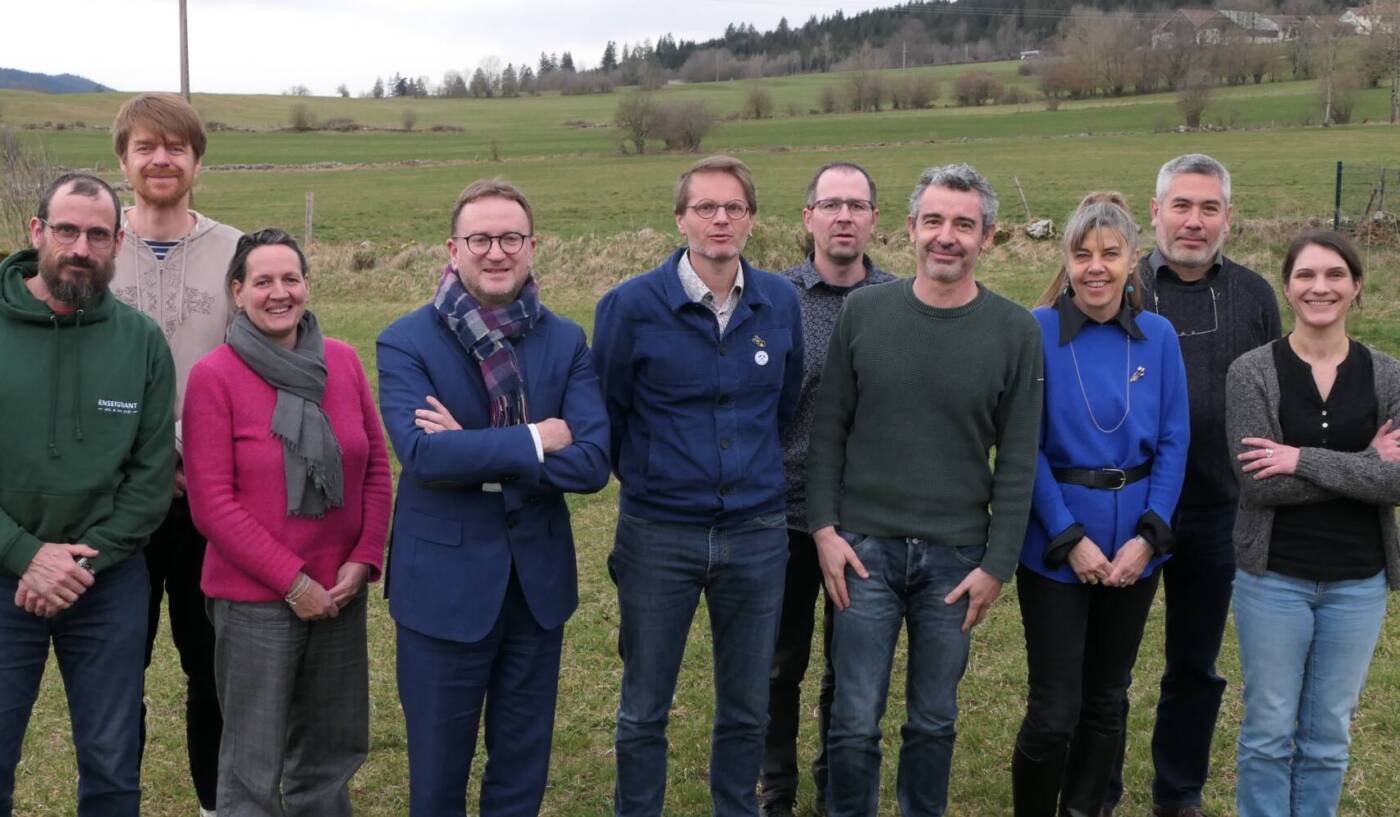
[113,208,242,449]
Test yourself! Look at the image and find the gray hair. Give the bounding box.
[907,163,998,229]
[1155,153,1232,204]
[805,161,877,209]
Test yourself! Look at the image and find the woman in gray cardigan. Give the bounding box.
[1224,230,1400,817]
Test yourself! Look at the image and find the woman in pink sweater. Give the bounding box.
[183,229,391,817]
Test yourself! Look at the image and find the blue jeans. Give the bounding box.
[609,511,788,817]
[826,533,986,817]
[0,555,150,817]
[1233,568,1387,817]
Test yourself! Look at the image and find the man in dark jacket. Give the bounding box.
[0,173,176,817]
[593,155,803,817]
[1105,154,1282,817]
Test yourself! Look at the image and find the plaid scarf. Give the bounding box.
[432,265,540,426]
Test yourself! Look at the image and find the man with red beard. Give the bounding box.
[0,173,175,816]
[110,93,240,817]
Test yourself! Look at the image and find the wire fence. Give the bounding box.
[1335,162,1400,248]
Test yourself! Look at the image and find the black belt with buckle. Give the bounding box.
[1053,461,1152,491]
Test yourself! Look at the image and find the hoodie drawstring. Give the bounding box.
[72,309,84,442]
[47,315,59,458]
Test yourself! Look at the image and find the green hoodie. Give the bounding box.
[0,249,175,577]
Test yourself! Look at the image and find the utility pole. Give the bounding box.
[179,0,190,101]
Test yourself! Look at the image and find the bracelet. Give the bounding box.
[284,574,310,603]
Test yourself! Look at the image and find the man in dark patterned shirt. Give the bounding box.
[761,162,894,817]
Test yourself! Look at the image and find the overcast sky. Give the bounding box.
[8,0,895,96]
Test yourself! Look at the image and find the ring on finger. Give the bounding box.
[1265,448,1274,458]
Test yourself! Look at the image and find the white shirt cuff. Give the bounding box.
[528,423,545,463]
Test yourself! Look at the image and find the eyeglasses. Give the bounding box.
[454,232,531,256]
[686,200,750,220]
[40,219,115,250]
[812,198,874,216]
[1155,286,1218,337]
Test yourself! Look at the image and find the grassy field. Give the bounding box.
[8,67,1400,816]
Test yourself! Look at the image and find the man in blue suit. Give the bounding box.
[377,178,610,817]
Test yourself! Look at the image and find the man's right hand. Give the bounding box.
[18,543,98,612]
[536,418,574,453]
[814,526,868,611]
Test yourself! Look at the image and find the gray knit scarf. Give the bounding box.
[225,310,344,517]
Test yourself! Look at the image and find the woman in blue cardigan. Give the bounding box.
[1012,193,1190,817]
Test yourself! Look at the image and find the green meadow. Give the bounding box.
[6,62,1400,815]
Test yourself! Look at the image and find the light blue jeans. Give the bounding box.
[1233,568,1388,817]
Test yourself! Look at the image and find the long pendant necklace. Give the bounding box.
[1068,334,1132,434]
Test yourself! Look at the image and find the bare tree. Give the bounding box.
[742,84,774,119]
[336,83,350,98]
[1057,6,1142,95]
[0,129,54,253]
[1307,18,1348,124]
[655,100,716,152]
[614,92,659,154]
[1177,70,1214,128]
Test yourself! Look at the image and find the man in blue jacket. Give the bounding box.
[377,179,610,817]
[592,155,804,817]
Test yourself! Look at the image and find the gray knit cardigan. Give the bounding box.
[1225,341,1400,590]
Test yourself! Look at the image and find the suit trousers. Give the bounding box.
[397,566,564,817]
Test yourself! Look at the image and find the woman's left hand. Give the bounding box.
[415,396,461,434]
[1238,437,1300,480]
[1104,536,1152,587]
[328,562,370,609]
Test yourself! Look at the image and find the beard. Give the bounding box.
[39,249,114,308]
[1161,233,1225,270]
[136,172,193,207]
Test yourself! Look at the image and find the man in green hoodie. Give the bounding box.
[0,173,175,817]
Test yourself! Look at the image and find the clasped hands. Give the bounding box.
[285,562,370,622]
[413,395,573,451]
[13,542,98,618]
[1238,418,1400,480]
[1068,535,1150,587]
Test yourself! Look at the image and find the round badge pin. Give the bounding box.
[755,350,769,366]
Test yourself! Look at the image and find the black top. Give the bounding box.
[1269,337,1385,581]
[1139,251,1282,508]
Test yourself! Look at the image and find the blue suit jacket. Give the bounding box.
[377,303,610,643]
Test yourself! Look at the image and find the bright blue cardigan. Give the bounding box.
[1021,301,1190,584]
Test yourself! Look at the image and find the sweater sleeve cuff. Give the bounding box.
[1043,522,1085,569]
[1136,510,1173,556]
[1,531,44,578]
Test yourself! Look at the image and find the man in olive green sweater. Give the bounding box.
[0,174,175,817]
[806,164,1043,817]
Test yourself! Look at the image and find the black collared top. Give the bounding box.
[1054,292,1146,346]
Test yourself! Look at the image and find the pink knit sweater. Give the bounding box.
[184,339,392,601]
